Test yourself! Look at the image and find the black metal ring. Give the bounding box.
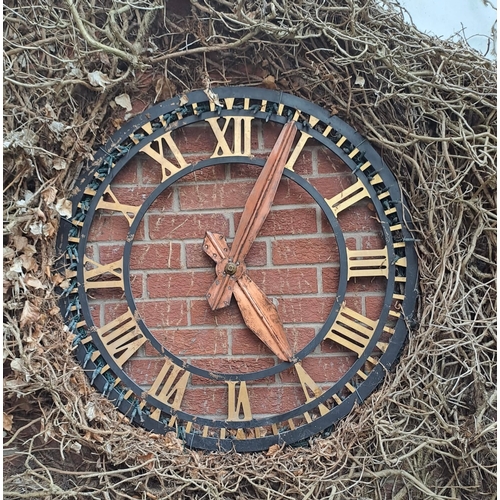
[120,157,348,383]
[56,86,419,450]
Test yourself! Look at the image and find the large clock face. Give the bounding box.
[56,86,418,452]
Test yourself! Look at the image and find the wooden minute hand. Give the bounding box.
[226,120,297,268]
[203,120,297,362]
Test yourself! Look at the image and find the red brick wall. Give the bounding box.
[86,119,385,418]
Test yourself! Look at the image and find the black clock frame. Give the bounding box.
[56,86,418,452]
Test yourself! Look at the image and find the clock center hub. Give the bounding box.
[224,262,238,275]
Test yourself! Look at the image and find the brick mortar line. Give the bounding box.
[138,257,338,266]
[179,239,187,273]
[227,305,233,355]
[139,264,340,273]
[112,166,353,188]
[89,229,381,241]
[132,293,339,301]
[87,292,383,310]
[133,377,349,387]
[145,207,321,216]
[133,323,325,331]
[135,378,353,390]
[89,290,383,306]
[118,170,352,185]
[143,261,332,270]
[264,239,272,269]
[88,195,371,211]
[133,234,343,243]
[132,141,321,158]
[133,352,351,360]
[89,226,380,242]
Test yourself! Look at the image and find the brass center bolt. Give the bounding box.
[224,262,238,276]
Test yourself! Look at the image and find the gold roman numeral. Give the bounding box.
[95,308,146,367]
[346,247,389,279]
[148,358,190,423]
[132,122,189,182]
[325,162,388,216]
[83,256,124,290]
[227,381,252,421]
[325,304,380,364]
[285,116,320,171]
[295,363,329,419]
[93,186,140,226]
[226,380,253,439]
[206,115,254,157]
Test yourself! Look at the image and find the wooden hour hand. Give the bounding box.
[203,232,293,362]
[205,120,297,311]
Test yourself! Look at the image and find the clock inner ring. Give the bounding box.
[115,157,349,382]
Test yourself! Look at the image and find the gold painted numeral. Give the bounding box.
[206,116,254,157]
[96,309,146,367]
[325,169,385,216]
[83,256,124,290]
[346,247,389,279]
[285,116,320,171]
[148,358,190,421]
[132,122,189,182]
[395,257,407,268]
[326,178,368,215]
[295,363,329,416]
[226,380,253,440]
[325,304,378,364]
[95,186,140,226]
[226,381,252,421]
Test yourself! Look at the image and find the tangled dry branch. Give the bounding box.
[3,0,496,498]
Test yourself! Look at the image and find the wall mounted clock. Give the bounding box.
[56,86,418,452]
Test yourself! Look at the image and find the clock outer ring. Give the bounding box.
[56,86,419,452]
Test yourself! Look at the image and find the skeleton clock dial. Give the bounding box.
[56,87,418,452]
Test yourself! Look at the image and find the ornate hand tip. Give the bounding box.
[233,274,293,362]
